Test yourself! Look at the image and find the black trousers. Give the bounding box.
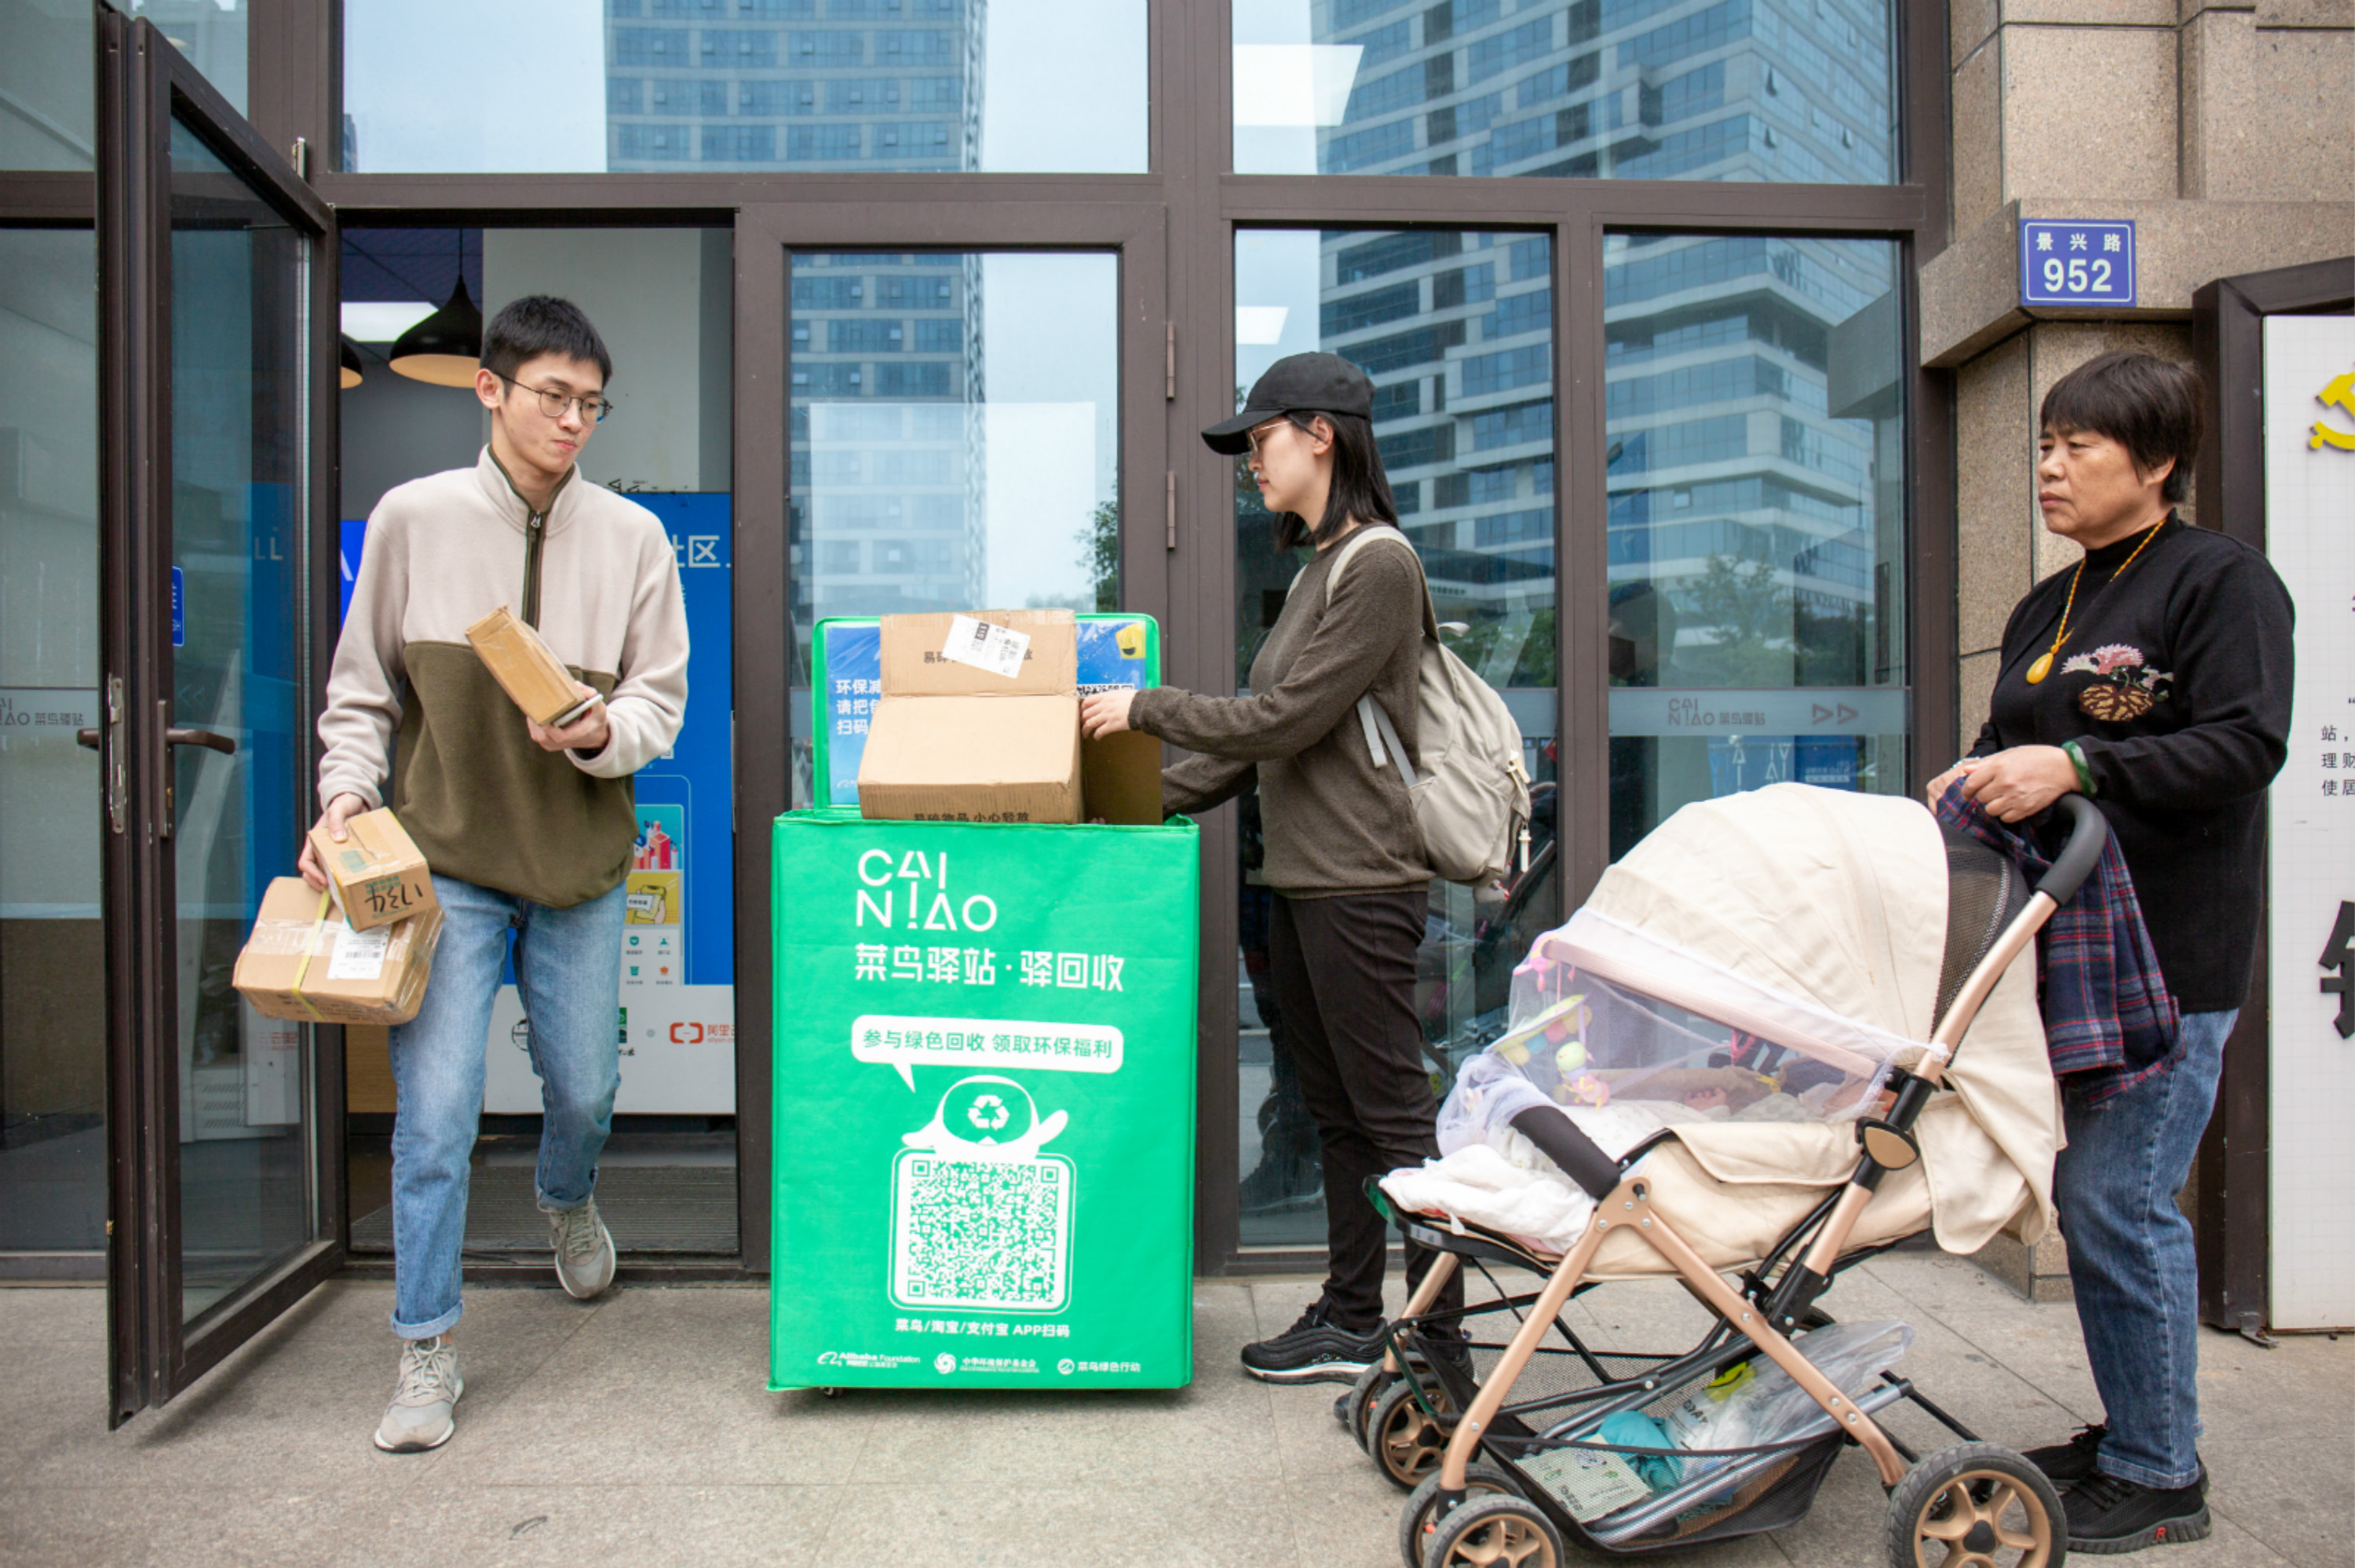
[1269,888,1466,1331]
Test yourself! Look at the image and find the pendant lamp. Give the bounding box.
[338,334,364,389]
[388,271,483,387]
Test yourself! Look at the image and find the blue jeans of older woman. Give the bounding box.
[386,873,625,1338]
[2054,1007,2234,1491]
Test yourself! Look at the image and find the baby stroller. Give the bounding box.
[1353,783,2098,1568]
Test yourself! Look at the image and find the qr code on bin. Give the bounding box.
[890,1151,1073,1311]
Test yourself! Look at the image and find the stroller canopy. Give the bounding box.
[1456,783,2058,1266]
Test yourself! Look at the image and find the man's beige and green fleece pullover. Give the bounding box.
[318,447,689,909]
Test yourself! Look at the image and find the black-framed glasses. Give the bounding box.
[494,371,615,425]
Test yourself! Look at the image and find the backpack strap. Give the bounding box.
[1316,524,1433,781]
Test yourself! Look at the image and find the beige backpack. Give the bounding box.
[1315,525,1533,892]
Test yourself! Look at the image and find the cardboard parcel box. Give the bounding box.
[303,807,436,933]
[856,609,1162,826]
[466,604,601,727]
[234,877,444,1026]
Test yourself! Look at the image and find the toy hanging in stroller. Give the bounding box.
[1355,782,2098,1568]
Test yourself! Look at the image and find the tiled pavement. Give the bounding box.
[3,1254,2347,1566]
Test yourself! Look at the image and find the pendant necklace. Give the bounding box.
[2025,521,2163,684]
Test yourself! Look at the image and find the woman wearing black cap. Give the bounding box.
[1081,352,1465,1384]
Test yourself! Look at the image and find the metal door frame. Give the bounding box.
[97,11,345,1424]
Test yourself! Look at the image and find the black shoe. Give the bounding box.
[2023,1423,2109,1485]
[1240,1298,1384,1385]
[2026,1425,2211,1492]
[2065,1472,2212,1554]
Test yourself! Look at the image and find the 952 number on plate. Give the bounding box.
[2020,220,2135,308]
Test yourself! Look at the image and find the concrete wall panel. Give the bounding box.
[2182,13,2355,201]
[1956,334,2037,656]
[1953,40,2007,231]
[2001,26,2182,206]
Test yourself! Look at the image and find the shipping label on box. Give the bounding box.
[770,809,1199,1391]
[305,808,436,933]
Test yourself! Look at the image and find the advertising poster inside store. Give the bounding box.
[2262,315,2355,1330]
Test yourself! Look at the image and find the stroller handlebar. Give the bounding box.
[2036,793,2107,906]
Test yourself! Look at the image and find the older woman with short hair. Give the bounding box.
[1929,350,2293,1555]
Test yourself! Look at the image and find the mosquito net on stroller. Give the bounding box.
[1388,783,2061,1277]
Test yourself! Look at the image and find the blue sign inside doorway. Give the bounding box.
[338,494,736,988]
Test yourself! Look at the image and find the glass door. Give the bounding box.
[99,13,341,1422]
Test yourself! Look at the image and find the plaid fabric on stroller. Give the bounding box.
[1353,782,2099,1568]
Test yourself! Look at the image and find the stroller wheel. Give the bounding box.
[1420,1494,1564,1568]
[1369,1377,1458,1490]
[1399,1460,1524,1568]
[1343,1363,1392,1450]
[1886,1442,2065,1568]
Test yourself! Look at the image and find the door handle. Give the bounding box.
[166,727,238,756]
[155,705,237,839]
[76,728,100,749]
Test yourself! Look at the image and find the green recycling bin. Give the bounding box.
[769,808,1199,1390]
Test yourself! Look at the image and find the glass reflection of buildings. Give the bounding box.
[604,0,983,175]
[787,253,987,631]
[1304,0,1899,727]
[608,6,995,632]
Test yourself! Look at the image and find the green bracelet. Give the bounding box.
[2062,740,2098,798]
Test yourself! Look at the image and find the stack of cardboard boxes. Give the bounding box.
[235,810,443,1025]
[855,608,1162,826]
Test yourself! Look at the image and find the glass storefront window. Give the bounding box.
[2,0,94,170]
[1232,228,1560,1247]
[137,1,250,114]
[787,250,1120,804]
[0,228,104,1257]
[341,0,1147,175]
[1603,232,1906,857]
[1232,0,1895,183]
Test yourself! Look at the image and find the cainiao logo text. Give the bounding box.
[856,849,999,932]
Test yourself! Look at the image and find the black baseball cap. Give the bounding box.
[1200,352,1375,454]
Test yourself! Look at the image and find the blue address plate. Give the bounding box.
[2020,220,2136,308]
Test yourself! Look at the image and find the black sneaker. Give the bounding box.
[2025,1425,2210,1492]
[2023,1423,2109,1485]
[1240,1299,1384,1385]
[2065,1472,2212,1554]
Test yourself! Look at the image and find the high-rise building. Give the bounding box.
[604,0,984,173]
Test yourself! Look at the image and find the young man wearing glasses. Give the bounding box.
[305,296,688,1453]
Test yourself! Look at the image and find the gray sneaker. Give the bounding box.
[547,1197,615,1300]
[374,1335,462,1453]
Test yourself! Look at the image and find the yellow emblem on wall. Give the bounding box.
[2313,370,2355,452]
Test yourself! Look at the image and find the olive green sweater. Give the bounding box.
[1130,532,1433,897]
[318,447,690,909]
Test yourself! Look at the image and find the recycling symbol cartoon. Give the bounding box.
[903,1074,1066,1161]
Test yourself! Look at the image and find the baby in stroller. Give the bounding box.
[1350,782,2099,1568]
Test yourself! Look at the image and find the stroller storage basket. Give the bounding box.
[1488,1402,1885,1552]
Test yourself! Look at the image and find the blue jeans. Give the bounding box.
[2054,1008,2234,1490]
[386,873,626,1338]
